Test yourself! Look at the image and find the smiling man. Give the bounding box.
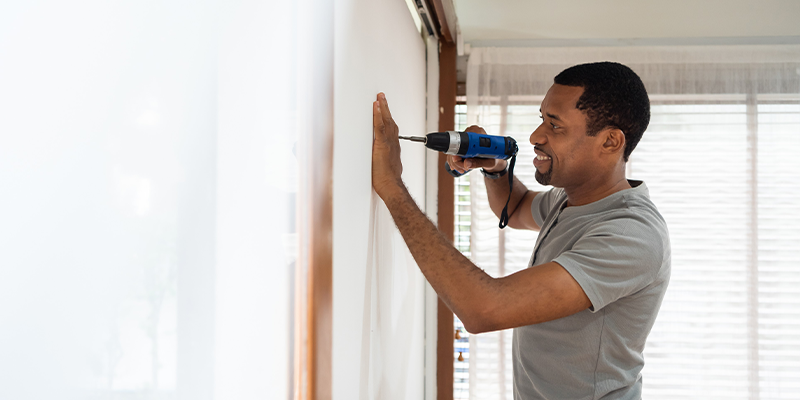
[371,62,670,400]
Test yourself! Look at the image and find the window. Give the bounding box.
[635,95,800,398]
[454,102,471,400]
[456,94,800,399]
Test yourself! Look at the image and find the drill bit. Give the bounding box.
[398,135,427,143]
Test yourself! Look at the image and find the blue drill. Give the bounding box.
[398,131,518,177]
[398,131,519,229]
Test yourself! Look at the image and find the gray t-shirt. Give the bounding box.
[514,180,671,400]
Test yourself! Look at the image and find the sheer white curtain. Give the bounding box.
[0,1,307,399]
[464,46,800,399]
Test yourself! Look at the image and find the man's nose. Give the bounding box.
[530,124,546,146]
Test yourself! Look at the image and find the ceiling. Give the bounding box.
[454,0,800,46]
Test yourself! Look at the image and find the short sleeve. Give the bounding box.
[530,188,563,228]
[553,212,667,312]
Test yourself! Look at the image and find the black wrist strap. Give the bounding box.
[481,163,508,179]
[498,154,516,229]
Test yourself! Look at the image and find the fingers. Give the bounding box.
[450,125,490,174]
[447,155,505,174]
[375,93,400,143]
[465,125,487,135]
[377,92,393,123]
[463,158,500,170]
[448,155,467,174]
[373,100,384,137]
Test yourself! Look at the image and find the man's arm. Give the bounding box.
[484,171,541,231]
[446,126,541,231]
[371,93,591,333]
[382,185,591,333]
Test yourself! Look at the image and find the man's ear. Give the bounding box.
[601,128,626,156]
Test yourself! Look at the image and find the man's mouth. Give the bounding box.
[533,148,552,168]
[533,148,554,185]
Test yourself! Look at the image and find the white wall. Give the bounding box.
[332,0,428,399]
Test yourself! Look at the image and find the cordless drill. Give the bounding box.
[399,131,518,228]
[398,131,518,177]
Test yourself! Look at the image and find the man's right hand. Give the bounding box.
[446,125,508,175]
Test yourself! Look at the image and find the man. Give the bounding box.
[371,62,670,399]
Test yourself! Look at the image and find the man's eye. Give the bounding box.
[550,122,560,129]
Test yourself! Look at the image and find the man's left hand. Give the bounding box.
[372,92,404,199]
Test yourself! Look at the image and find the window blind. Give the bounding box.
[756,99,800,398]
[633,95,800,398]
[634,98,755,398]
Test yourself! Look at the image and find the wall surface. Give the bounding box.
[332,0,428,399]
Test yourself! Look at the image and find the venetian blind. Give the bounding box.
[461,46,800,399]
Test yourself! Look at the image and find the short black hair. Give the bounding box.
[554,62,650,162]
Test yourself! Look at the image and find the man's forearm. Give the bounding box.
[380,184,497,330]
[484,173,530,221]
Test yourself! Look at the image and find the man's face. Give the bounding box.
[530,84,602,188]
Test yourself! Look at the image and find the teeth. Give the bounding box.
[536,155,551,161]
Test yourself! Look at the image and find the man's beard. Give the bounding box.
[535,163,553,186]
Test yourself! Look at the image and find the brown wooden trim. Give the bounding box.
[308,69,334,400]
[296,150,333,400]
[436,297,454,400]
[419,0,442,38]
[436,38,457,400]
[308,139,333,400]
[297,101,334,396]
[294,0,333,398]
[427,0,457,43]
[308,173,333,400]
